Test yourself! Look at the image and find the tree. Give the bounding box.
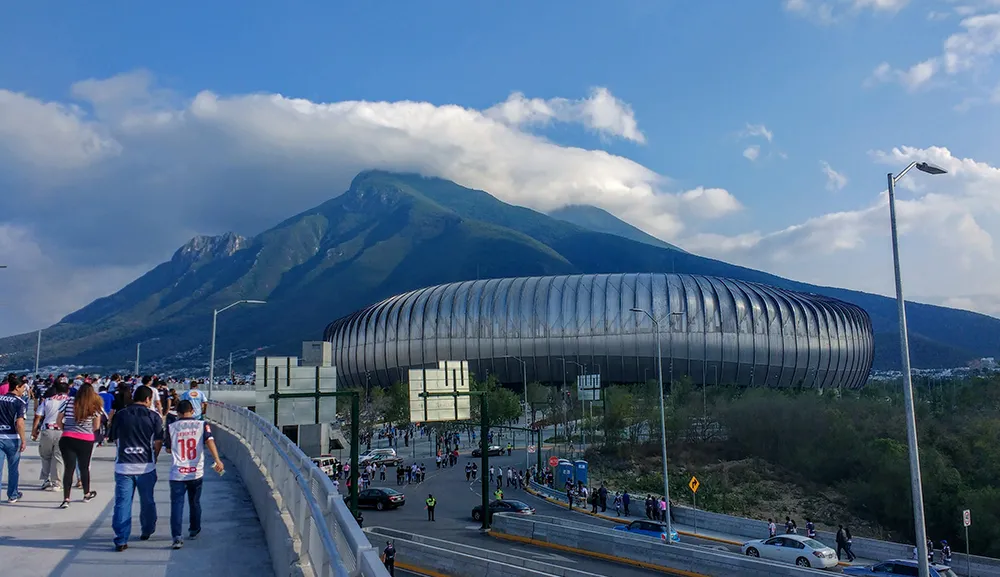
[470,373,523,428]
[383,381,410,427]
[526,381,548,426]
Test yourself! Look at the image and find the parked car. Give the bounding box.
[471,445,504,457]
[343,487,406,511]
[471,499,535,522]
[612,520,680,543]
[741,534,839,570]
[843,559,958,577]
[358,448,401,467]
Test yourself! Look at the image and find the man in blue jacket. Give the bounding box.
[108,385,163,551]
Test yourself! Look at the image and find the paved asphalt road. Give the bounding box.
[349,433,838,576]
[352,439,664,577]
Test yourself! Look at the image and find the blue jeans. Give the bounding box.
[113,470,158,546]
[0,438,20,499]
[170,478,203,539]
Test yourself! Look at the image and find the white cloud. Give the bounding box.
[682,145,1000,318]
[741,123,773,142]
[485,87,645,143]
[821,161,849,191]
[784,0,910,23]
[0,72,740,334]
[869,12,1000,89]
[743,145,761,161]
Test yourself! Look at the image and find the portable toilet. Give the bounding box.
[573,459,589,487]
[555,459,574,489]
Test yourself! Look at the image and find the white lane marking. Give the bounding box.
[521,550,576,563]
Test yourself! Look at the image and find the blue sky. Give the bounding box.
[1,0,999,334]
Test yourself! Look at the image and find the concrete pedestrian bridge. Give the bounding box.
[2,402,390,577]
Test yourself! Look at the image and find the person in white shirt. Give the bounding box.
[164,399,223,550]
[31,381,69,490]
[133,376,161,414]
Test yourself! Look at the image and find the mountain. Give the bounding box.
[1,170,997,373]
[548,204,685,252]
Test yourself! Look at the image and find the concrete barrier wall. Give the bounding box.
[210,424,310,577]
[491,513,833,577]
[531,481,1000,576]
[670,506,1000,576]
[209,402,390,577]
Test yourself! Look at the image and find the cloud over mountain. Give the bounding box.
[0,71,997,337]
[0,72,740,335]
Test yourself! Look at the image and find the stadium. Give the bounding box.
[324,273,874,390]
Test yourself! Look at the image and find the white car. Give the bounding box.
[742,534,839,570]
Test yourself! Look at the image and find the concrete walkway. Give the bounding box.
[1,443,272,577]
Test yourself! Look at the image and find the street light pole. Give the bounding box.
[209,299,266,401]
[135,342,142,375]
[34,329,41,375]
[887,160,947,577]
[504,355,530,471]
[631,307,673,541]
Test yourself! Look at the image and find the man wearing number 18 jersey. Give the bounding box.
[165,400,224,549]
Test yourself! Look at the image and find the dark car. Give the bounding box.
[343,487,406,511]
[471,499,535,521]
[471,445,504,458]
[843,559,958,577]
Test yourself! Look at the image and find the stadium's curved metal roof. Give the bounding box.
[324,273,874,390]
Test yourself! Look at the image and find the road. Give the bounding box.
[351,435,663,577]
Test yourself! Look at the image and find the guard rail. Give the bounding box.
[208,401,389,577]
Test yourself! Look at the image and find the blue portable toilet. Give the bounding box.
[555,459,574,489]
[574,459,589,487]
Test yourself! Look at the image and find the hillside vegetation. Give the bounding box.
[560,375,1000,557]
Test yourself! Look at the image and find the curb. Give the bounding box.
[395,561,448,577]
[523,485,852,567]
[490,530,709,577]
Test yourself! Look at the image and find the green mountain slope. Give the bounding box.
[0,170,997,372]
[548,204,685,251]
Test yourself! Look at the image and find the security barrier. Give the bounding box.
[208,401,389,577]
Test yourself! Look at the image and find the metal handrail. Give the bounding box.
[207,401,387,577]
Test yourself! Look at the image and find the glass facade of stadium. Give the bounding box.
[324,273,874,391]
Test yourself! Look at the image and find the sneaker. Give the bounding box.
[59,500,70,509]
[115,544,128,552]
[139,533,152,541]
[172,539,183,550]
[40,480,51,491]
[83,491,97,503]
[188,529,200,540]
[7,492,23,503]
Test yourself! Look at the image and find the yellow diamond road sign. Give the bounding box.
[689,476,700,494]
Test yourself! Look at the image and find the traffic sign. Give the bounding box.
[689,476,700,494]
[548,456,559,467]
[963,509,971,527]
[527,445,536,453]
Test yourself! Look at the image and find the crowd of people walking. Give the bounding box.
[0,372,222,551]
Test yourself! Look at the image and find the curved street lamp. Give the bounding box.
[887,160,947,577]
[208,300,266,400]
[630,306,674,542]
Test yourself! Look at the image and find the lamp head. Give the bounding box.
[916,162,947,175]
[629,308,643,313]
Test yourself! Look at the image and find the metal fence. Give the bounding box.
[208,401,388,577]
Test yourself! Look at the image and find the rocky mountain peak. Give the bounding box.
[172,232,247,264]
